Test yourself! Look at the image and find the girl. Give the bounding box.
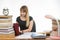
[16,5,33,33]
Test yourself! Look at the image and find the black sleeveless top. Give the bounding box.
[16,16,33,30]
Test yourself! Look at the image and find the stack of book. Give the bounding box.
[57,20,60,36]
[52,20,60,36]
[52,20,57,25]
[52,20,58,36]
[0,15,15,39]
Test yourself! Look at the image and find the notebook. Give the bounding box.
[31,33,46,38]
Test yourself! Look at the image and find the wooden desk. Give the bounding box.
[1,37,60,40]
[0,32,50,40]
[1,37,48,40]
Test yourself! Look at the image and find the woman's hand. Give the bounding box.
[19,31,23,33]
[22,20,33,33]
[22,29,30,33]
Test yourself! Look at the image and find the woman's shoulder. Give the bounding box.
[17,16,20,19]
[29,16,33,21]
[16,16,20,21]
[29,16,32,18]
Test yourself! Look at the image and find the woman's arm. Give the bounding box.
[16,22,23,33]
[22,20,33,33]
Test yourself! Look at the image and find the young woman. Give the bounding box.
[16,5,33,33]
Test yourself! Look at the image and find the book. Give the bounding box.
[31,33,46,38]
[0,23,12,26]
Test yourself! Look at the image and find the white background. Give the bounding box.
[0,0,60,32]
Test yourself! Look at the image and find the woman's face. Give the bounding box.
[20,11,26,17]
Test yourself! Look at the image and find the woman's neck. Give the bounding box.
[20,16,26,21]
[21,16,26,18]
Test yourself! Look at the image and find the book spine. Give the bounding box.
[0,31,14,34]
[0,23,12,26]
[58,20,60,36]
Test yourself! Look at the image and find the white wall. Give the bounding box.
[0,0,60,32]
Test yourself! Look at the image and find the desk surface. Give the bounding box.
[0,32,47,40]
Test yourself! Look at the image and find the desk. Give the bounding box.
[2,32,60,40]
[0,32,50,40]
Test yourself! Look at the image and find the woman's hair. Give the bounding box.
[20,5,29,27]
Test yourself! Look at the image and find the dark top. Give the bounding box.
[16,16,33,30]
